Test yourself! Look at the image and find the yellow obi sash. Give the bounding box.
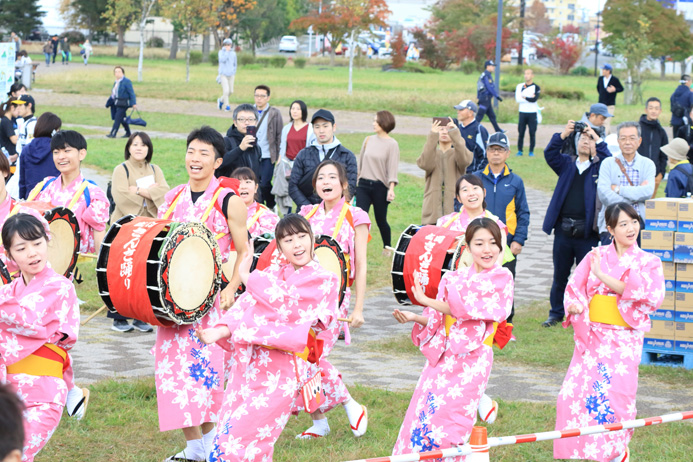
[6,343,68,378]
[589,294,629,327]
[444,315,510,348]
[265,328,318,362]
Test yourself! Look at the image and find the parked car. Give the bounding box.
[279,35,298,53]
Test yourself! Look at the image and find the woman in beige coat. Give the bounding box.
[109,131,170,332]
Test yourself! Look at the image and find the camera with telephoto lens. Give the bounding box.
[573,121,588,133]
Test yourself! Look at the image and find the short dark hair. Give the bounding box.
[465,217,503,254]
[455,174,487,209]
[312,160,350,201]
[255,84,271,96]
[0,150,10,180]
[187,126,225,160]
[50,130,87,151]
[605,202,640,230]
[233,104,259,122]
[33,112,62,138]
[2,213,48,255]
[125,132,154,163]
[275,214,314,256]
[290,100,308,122]
[231,167,257,183]
[114,65,125,75]
[0,383,24,460]
[645,97,661,107]
[17,50,27,57]
[375,110,396,133]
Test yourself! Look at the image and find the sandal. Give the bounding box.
[349,405,368,437]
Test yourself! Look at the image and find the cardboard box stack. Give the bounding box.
[643,198,693,353]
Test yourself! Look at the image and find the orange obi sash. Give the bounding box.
[265,328,323,363]
[6,343,68,378]
[444,315,514,349]
[589,294,629,327]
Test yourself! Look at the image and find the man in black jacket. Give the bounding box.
[638,97,668,197]
[670,75,693,138]
[289,109,357,206]
[217,103,262,181]
[596,64,623,134]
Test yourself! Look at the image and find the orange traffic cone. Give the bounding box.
[468,426,490,461]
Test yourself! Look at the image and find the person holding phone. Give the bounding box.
[217,103,262,180]
[417,117,473,225]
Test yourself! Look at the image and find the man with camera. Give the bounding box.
[541,121,611,328]
[561,103,612,158]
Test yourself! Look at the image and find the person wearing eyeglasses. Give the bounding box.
[596,121,655,246]
[253,85,283,210]
[217,103,262,180]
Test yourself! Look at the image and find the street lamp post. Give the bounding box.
[494,0,502,109]
[593,2,601,77]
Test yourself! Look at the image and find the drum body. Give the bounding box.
[21,202,80,279]
[254,234,348,306]
[0,259,11,285]
[96,215,222,327]
[220,230,253,291]
[391,225,468,306]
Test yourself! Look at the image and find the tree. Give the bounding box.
[411,28,452,70]
[60,0,110,39]
[535,31,583,75]
[161,0,223,82]
[0,0,44,38]
[524,0,551,35]
[102,0,141,58]
[212,0,257,47]
[391,32,405,69]
[237,0,286,56]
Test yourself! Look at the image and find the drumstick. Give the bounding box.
[81,305,108,326]
[338,317,352,323]
[78,253,98,259]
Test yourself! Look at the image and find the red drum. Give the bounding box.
[391,225,470,306]
[254,234,348,307]
[0,259,11,285]
[96,215,223,327]
[21,202,80,279]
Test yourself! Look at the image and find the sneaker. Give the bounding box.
[217,98,223,110]
[66,387,90,420]
[224,105,231,112]
[111,319,133,332]
[542,317,562,328]
[516,151,523,157]
[528,151,535,157]
[132,319,153,332]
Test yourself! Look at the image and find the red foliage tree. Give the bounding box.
[535,33,583,74]
[447,23,512,68]
[411,28,452,70]
[391,32,405,68]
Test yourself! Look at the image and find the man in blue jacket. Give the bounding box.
[106,66,136,138]
[474,132,529,323]
[670,75,693,139]
[662,138,693,198]
[541,122,611,327]
[475,60,504,133]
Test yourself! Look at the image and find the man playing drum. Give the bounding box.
[155,126,248,462]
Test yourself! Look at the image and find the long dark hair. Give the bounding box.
[2,214,48,256]
[275,214,314,258]
[312,160,350,201]
[290,100,308,122]
[125,132,154,163]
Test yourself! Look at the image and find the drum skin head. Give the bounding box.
[221,252,238,287]
[168,235,216,312]
[48,218,75,276]
[315,247,341,280]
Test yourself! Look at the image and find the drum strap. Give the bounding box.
[162,187,186,220]
[67,181,90,210]
[304,203,352,240]
[247,204,268,229]
[27,177,93,210]
[442,212,462,229]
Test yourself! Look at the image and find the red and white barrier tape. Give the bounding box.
[343,410,693,462]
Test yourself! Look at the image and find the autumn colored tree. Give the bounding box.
[213,0,257,47]
[524,0,551,35]
[411,28,452,70]
[103,0,154,62]
[448,23,512,68]
[291,0,390,65]
[237,0,286,56]
[390,32,405,68]
[535,32,583,75]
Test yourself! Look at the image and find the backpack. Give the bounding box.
[672,100,686,119]
[674,163,693,197]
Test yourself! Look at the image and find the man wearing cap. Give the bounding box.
[562,103,612,157]
[475,60,504,133]
[474,132,529,323]
[454,99,488,173]
[515,68,541,157]
[217,38,237,112]
[662,138,693,198]
[596,64,623,134]
[597,121,655,245]
[638,97,668,197]
[14,95,36,155]
[670,75,693,139]
[541,121,610,328]
[289,109,357,206]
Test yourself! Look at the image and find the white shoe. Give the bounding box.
[66,387,90,420]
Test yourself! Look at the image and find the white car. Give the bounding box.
[279,36,298,53]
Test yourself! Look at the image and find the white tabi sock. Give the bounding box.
[202,426,216,459]
[171,438,205,462]
[296,418,330,439]
[343,397,368,437]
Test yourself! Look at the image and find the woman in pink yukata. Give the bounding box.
[0,213,80,462]
[230,167,279,238]
[297,159,370,440]
[391,218,513,460]
[195,214,339,462]
[554,203,664,462]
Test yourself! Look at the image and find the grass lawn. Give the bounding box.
[37,377,692,462]
[32,53,682,125]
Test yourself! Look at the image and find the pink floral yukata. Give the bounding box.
[246,201,279,238]
[393,265,513,460]
[209,260,338,462]
[436,208,507,235]
[0,266,79,461]
[554,243,664,461]
[154,177,236,432]
[29,174,109,254]
[299,197,370,413]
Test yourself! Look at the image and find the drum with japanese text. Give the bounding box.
[391,224,470,306]
[96,215,222,326]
